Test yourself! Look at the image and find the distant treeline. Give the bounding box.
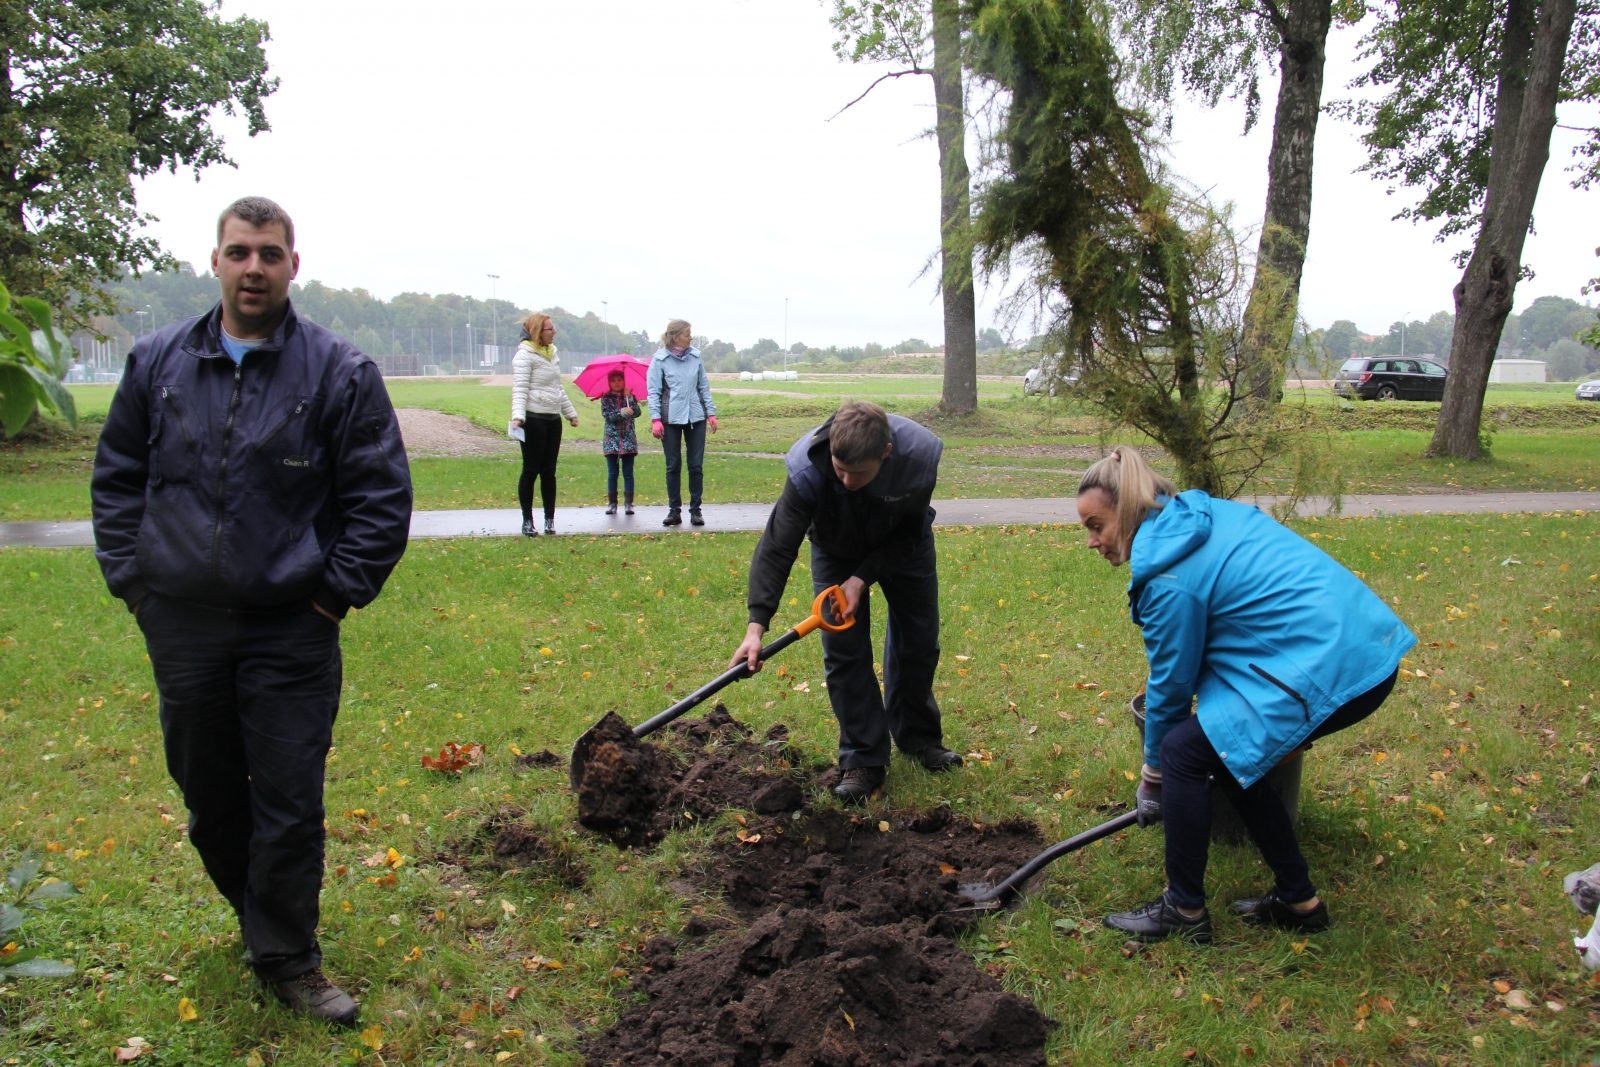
[97,267,1037,372]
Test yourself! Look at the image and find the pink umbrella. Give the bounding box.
[573,354,650,401]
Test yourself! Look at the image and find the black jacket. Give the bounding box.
[92,303,412,618]
[746,413,942,627]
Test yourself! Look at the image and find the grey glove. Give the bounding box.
[1135,782,1163,828]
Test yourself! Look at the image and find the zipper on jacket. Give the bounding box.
[211,362,244,578]
[253,398,310,455]
[1250,663,1311,722]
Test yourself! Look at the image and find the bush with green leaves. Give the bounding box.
[0,280,76,439]
[0,850,79,979]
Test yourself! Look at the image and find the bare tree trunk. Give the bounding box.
[932,0,977,416]
[1428,0,1575,459]
[1240,0,1332,402]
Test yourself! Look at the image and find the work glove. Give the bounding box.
[1136,764,1162,828]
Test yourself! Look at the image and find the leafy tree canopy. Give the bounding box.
[0,0,275,327]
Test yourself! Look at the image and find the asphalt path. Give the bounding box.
[3,491,1596,549]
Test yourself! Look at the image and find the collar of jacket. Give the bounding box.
[519,340,557,360]
[182,301,297,360]
[655,346,699,361]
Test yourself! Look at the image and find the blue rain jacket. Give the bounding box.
[646,346,716,425]
[1131,491,1414,788]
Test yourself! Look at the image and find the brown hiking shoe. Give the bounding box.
[833,766,886,806]
[269,967,359,1027]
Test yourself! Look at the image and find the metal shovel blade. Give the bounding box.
[947,810,1141,913]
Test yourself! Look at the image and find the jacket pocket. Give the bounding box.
[153,385,198,484]
[253,395,325,501]
[1250,663,1310,723]
[147,413,164,487]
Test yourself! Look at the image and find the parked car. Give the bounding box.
[1577,379,1600,401]
[1023,355,1078,397]
[1334,357,1449,401]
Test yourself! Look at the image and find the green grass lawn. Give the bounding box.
[1,514,1597,1064]
[3,384,1594,523]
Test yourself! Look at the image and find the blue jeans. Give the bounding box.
[662,420,706,511]
[135,594,342,980]
[1161,670,1398,910]
[606,453,636,497]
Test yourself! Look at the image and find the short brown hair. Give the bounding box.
[829,401,892,464]
[217,196,294,248]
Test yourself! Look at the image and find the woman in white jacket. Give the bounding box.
[511,313,579,536]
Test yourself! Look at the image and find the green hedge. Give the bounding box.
[1316,401,1600,432]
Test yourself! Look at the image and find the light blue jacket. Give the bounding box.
[646,347,716,425]
[1132,491,1415,788]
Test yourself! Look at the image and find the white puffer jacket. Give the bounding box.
[511,343,578,421]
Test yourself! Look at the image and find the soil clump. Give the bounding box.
[514,749,565,769]
[583,810,1054,1067]
[574,706,816,847]
[435,808,587,887]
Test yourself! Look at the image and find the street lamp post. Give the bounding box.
[135,309,148,336]
[486,275,500,362]
[783,297,789,373]
[602,301,609,355]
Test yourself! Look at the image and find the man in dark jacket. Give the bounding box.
[91,197,412,1027]
[731,401,961,803]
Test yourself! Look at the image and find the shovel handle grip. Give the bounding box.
[630,591,848,738]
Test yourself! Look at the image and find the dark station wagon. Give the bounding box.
[1334,357,1449,401]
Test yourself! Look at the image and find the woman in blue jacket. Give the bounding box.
[1077,447,1415,943]
[646,319,717,527]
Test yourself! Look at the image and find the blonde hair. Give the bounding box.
[660,319,692,349]
[521,312,555,346]
[1077,446,1178,558]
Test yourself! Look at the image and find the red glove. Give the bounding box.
[651,419,664,438]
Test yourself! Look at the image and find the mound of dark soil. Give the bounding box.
[435,808,587,887]
[574,706,816,846]
[582,810,1056,1067]
[707,809,1047,924]
[514,749,565,769]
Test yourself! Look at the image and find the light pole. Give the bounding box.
[486,275,500,359]
[465,321,472,368]
[1400,313,1410,359]
[602,301,609,355]
[783,297,789,373]
[135,309,148,336]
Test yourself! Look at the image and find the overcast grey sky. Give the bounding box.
[134,0,1599,348]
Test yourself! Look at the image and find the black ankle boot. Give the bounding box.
[832,766,886,806]
[624,493,634,515]
[663,510,682,527]
[606,492,618,516]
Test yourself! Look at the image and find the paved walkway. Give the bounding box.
[3,491,1595,549]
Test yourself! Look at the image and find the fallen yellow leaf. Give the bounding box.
[177,997,198,1022]
[360,1024,384,1051]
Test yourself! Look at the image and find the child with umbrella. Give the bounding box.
[574,355,649,517]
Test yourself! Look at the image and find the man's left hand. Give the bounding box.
[708,416,719,433]
[838,576,866,620]
[312,602,340,623]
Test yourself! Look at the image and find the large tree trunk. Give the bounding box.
[1240,0,1333,402]
[932,0,977,416]
[1428,0,1576,459]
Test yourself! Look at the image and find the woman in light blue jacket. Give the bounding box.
[646,318,717,527]
[1077,446,1415,944]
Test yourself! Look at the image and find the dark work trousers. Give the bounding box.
[606,453,636,497]
[1161,669,1399,910]
[136,594,342,981]
[812,538,945,768]
[662,420,706,512]
[517,413,564,521]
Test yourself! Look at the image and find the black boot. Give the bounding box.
[1102,892,1213,944]
[521,518,537,538]
[606,492,618,516]
[915,746,964,773]
[1230,890,1331,932]
[832,766,886,806]
[624,493,635,516]
[663,510,682,527]
[267,967,359,1028]
[544,516,556,536]
[690,507,705,526]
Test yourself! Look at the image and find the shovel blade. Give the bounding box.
[947,882,1006,913]
[568,721,605,793]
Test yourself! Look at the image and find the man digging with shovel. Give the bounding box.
[731,401,963,804]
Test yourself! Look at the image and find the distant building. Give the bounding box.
[1487,359,1547,383]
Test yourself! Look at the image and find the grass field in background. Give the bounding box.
[0,513,1596,1064]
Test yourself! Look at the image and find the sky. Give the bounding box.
[133,0,1600,349]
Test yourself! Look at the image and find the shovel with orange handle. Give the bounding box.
[568,585,855,790]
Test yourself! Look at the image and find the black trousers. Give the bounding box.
[518,413,563,521]
[136,595,342,980]
[1161,669,1399,910]
[662,420,706,511]
[812,539,945,768]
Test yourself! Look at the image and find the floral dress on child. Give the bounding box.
[601,394,641,455]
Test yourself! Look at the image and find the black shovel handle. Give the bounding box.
[631,627,805,737]
[961,810,1141,907]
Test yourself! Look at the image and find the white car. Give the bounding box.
[1577,379,1600,401]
